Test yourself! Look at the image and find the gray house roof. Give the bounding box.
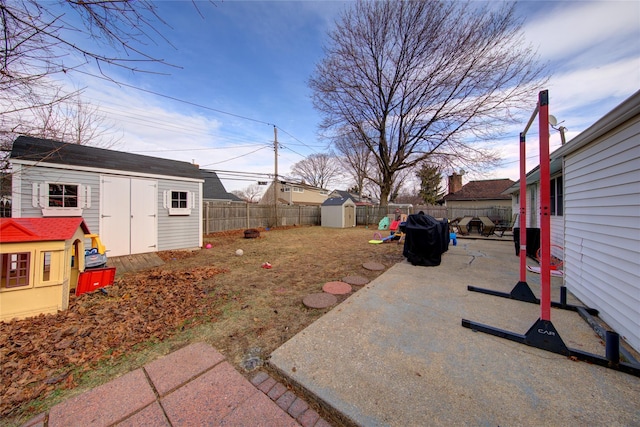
[201,170,242,201]
[10,136,203,180]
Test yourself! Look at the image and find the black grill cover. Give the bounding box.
[402,214,449,266]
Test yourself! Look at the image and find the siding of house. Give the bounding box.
[157,180,202,251]
[563,117,640,352]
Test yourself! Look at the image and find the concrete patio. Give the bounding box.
[270,238,640,426]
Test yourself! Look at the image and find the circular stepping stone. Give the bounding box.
[322,281,352,295]
[362,261,385,271]
[342,276,370,286]
[303,293,337,309]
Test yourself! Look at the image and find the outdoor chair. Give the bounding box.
[457,216,473,235]
[478,216,496,236]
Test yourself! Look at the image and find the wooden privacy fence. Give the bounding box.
[203,201,512,234]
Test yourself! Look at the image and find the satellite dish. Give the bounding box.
[459,169,466,176]
[549,115,558,126]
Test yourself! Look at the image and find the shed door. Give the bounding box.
[344,205,355,227]
[130,179,157,254]
[101,176,157,256]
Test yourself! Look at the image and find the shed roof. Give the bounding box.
[0,218,90,243]
[322,197,355,206]
[443,179,514,201]
[10,136,203,180]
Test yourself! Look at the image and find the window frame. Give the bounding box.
[550,175,563,216]
[1,252,31,290]
[35,182,88,217]
[164,190,194,216]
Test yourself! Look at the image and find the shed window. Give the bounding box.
[163,190,195,215]
[48,184,78,207]
[1,253,30,289]
[550,176,563,216]
[33,182,89,216]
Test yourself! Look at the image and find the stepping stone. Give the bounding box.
[322,281,352,295]
[342,276,370,286]
[303,293,337,309]
[362,262,385,271]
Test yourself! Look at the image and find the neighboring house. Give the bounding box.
[201,170,243,202]
[505,90,640,353]
[9,136,203,257]
[259,180,329,206]
[0,217,89,321]
[442,177,515,210]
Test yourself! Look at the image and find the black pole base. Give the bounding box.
[461,318,640,377]
[467,282,598,316]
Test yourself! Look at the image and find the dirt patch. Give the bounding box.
[1,225,404,423]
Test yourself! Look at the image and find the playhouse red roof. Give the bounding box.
[0,218,90,243]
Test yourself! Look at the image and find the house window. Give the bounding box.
[48,184,78,208]
[292,187,303,193]
[282,187,291,192]
[1,253,30,289]
[164,190,194,215]
[550,176,563,216]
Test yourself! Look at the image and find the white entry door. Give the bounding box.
[101,176,157,256]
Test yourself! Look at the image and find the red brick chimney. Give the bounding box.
[448,172,463,194]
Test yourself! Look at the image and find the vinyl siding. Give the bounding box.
[157,180,201,251]
[563,117,640,352]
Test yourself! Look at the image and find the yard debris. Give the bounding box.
[0,265,227,418]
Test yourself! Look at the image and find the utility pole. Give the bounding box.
[273,126,278,228]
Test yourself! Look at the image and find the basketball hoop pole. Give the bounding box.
[461,91,639,376]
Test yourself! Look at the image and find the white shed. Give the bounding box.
[321,197,356,228]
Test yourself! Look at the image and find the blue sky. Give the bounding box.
[57,0,640,194]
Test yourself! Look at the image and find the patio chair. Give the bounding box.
[478,216,496,236]
[457,216,473,235]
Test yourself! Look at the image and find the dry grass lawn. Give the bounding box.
[1,225,405,425]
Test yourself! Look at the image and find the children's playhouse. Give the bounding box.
[0,217,90,322]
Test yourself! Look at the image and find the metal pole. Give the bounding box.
[519,132,527,283]
[538,90,552,321]
[274,126,278,228]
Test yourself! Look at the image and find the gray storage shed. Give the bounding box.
[321,196,356,228]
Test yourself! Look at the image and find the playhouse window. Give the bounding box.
[1,253,30,289]
[42,251,51,282]
[48,184,78,208]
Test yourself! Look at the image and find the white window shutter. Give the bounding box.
[32,183,39,207]
[83,185,92,208]
[190,191,195,209]
[162,190,169,209]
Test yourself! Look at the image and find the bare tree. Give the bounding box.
[334,128,375,198]
[232,184,264,203]
[310,1,547,205]
[289,152,342,189]
[1,0,198,172]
